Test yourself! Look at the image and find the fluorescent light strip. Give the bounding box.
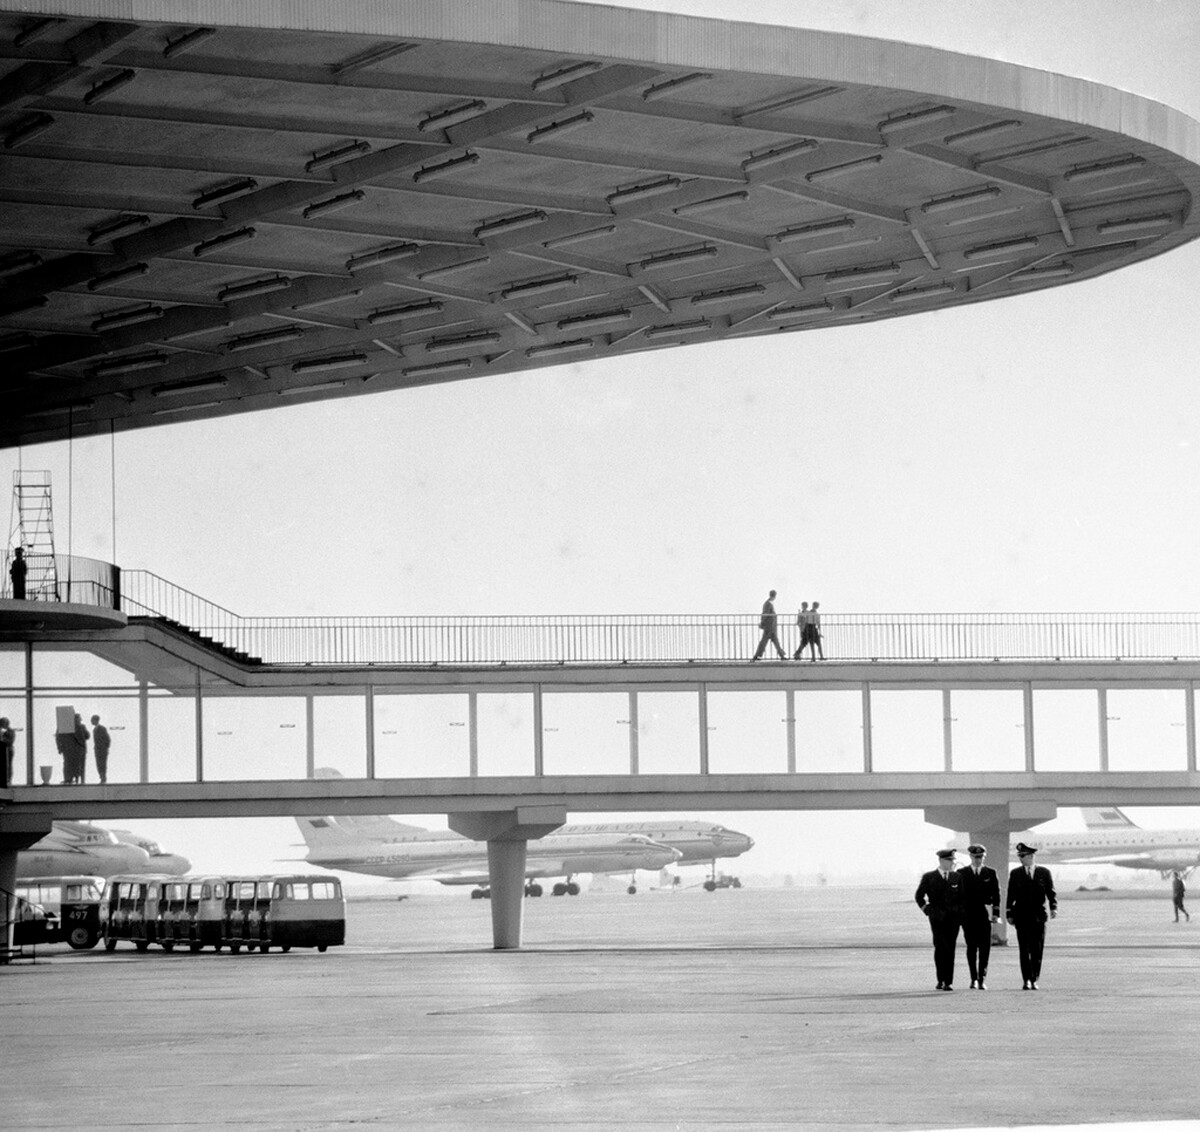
[303,190,365,219]
[305,140,370,173]
[890,283,956,304]
[543,225,615,249]
[767,301,830,320]
[691,283,765,306]
[226,327,304,352]
[673,191,749,217]
[153,401,222,416]
[404,358,473,377]
[824,262,900,283]
[152,376,227,397]
[878,105,955,133]
[291,354,367,373]
[280,379,347,395]
[557,308,632,330]
[774,217,855,243]
[419,101,487,133]
[4,113,54,149]
[742,139,817,173]
[1064,155,1146,182]
[644,319,710,340]
[87,215,150,246]
[331,42,414,75]
[501,273,577,299]
[92,305,162,332]
[527,338,594,357]
[87,263,148,291]
[1097,214,1174,235]
[95,353,169,376]
[426,331,501,353]
[943,119,1020,146]
[606,177,681,207]
[367,300,443,325]
[963,236,1039,260]
[532,61,602,92]
[637,245,717,270]
[193,227,256,257]
[418,256,489,280]
[527,111,594,144]
[218,275,291,302]
[474,210,548,239]
[805,154,883,183]
[1011,264,1073,281]
[413,151,480,182]
[193,178,258,209]
[921,186,1002,215]
[83,69,135,105]
[643,72,712,101]
[737,87,841,118]
[346,243,419,272]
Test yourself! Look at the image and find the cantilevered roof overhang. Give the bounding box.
[1,0,1198,449]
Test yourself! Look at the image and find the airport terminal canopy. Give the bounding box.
[1,0,1198,448]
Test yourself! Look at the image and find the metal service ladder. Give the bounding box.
[8,470,59,600]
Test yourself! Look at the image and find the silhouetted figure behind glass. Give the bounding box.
[752,589,786,660]
[91,714,110,784]
[0,716,14,787]
[9,546,27,600]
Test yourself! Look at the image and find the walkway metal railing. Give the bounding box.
[1,551,118,608]
[8,562,1200,665]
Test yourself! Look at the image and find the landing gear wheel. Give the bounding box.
[528,884,543,897]
[551,883,567,896]
[703,880,717,892]
[627,885,637,895]
[566,882,581,896]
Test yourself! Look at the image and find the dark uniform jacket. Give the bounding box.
[1006,864,1057,922]
[957,864,1000,922]
[915,868,963,922]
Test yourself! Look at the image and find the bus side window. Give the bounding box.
[65,885,81,901]
[311,882,336,900]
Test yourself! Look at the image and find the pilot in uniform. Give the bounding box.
[915,848,964,990]
[957,843,1001,990]
[1006,842,1057,989]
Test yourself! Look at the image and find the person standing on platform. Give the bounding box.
[9,546,27,600]
[90,714,110,785]
[958,843,1000,989]
[0,716,14,787]
[1172,872,1190,922]
[69,713,90,785]
[751,589,786,660]
[915,848,963,990]
[808,601,825,660]
[1006,842,1057,990]
[792,602,810,659]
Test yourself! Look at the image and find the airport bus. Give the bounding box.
[13,875,105,949]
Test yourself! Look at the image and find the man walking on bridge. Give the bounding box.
[752,590,786,660]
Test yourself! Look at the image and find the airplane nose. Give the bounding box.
[154,854,191,875]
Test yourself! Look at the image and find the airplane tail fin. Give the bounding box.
[1081,806,1139,830]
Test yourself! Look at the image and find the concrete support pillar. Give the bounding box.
[923,801,1058,946]
[0,810,53,961]
[785,689,796,773]
[449,806,566,950]
[139,679,149,783]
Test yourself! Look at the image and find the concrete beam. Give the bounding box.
[923,801,1058,835]
[448,805,566,842]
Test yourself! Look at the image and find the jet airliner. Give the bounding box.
[17,822,191,879]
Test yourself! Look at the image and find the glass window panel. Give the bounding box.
[635,692,699,774]
[869,690,944,772]
[32,648,138,688]
[203,696,307,781]
[313,695,367,778]
[1031,690,1100,771]
[541,692,628,775]
[1106,688,1187,770]
[706,691,788,773]
[1,693,27,785]
[477,692,534,776]
[145,691,197,782]
[0,643,24,688]
[374,693,469,777]
[949,690,1025,771]
[795,691,863,772]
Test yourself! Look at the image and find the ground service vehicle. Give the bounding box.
[14,876,105,949]
[262,875,345,952]
[102,874,174,951]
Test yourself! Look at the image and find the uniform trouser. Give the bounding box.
[95,752,107,782]
[961,917,992,982]
[928,916,960,985]
[1013,918,1046,982]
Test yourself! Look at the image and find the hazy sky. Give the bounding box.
[5,0,1200,882]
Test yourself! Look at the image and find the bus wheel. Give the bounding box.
[281,945,291,953]
[161,939,174,952]
[230,944,241,954]
[135,940,149,952]
[68,927,96,949]
[189,942,202,953]
[259,943,270,954]
[317,944,327,953]
[104,936,117,952]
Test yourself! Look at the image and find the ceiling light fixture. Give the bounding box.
[606,177,682,207]
[557,308,632,330]
[737,87,841,118]
[644,319,711,340]
[774,217,855,243]
[742,139,818,173]
[419,101,487,133]
[226,327,304,352]
[527,339,595,357]
[193,227,256,257]
[87,214,151,246]
[823,261,901,283]
[500,273,578,299]
[527,110,595,144]
[691,283,766,306]
[418,255,489,280]
[367,299,444,325]
[152,401,221,416]
[303,190,365,219]
[152,376,227,397]
[305,140,370,173]
[878,105,955,133]
[4,113,54,148]
[1097,213,1175,235]
[87,263,149,291]
[943,119,1020,146]
[347,243,419,272]
[280,379,348,395]
[331,42,414,75]
[531,61,602,92]
[1064,155,1146,182]
[193,178,258,209]
[673,191,749,217]
[404,358,474,377]
[1011,263,1074,282]
[963,236,1039,260]
[83,69,136,105]
[921,186,1002,214]
[474,210,548,239]
[542,225,615,249]
[889,282,956,304]
[767,300,831,320]
[413,151,481,183]
[637,245,717,270]
[426,331,502,353]
[95,353,169,376]
[218,275,291,302]
[642,72,712,101]
[92,305,163,332]
[805,154,883,183]
[291,354,368,373]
